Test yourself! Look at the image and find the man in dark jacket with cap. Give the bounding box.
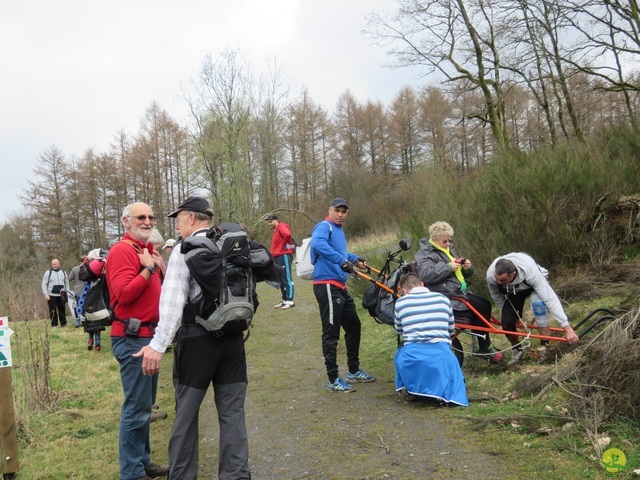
[134,196,252,479]
[310,198,375,393]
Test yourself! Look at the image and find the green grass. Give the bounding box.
[6,273,639,479]
[9,324,173,480]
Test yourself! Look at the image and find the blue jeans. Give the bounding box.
[111,336,158,480]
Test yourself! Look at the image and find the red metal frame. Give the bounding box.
[451,296,568,343]
[355,269,568,344]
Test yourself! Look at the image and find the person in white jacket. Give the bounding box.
[42,258,70,327]
[486,252,579,363]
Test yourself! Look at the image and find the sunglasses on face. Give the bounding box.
[130,215,157,222]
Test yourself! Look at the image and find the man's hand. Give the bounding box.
[132,345,164,376]
[356,258,367,269]
[341,261,354,273]
[138,248,155,269]
[563,325,579,345]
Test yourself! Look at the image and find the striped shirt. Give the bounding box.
[394,286,454,345]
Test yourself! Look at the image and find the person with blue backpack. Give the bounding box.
[311,197,375,393]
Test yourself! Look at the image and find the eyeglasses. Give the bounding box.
[441,239,452,244]
[129,215,156,222]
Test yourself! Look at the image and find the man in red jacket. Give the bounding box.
[266,213,296,309]
[106,201,168,480]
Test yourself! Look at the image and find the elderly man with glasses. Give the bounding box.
[105,202,168,480]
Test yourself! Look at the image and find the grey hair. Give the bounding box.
[428,221,454,241]
[193,210,214,223]
[148,229,164,248]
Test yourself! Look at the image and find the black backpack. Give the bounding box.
[362,263,411,326]
[77,259,114,331]
[182,223,274,337]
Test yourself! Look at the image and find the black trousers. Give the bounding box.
[47,295,67,326]
[313,283,362,382]
[499,288,534,333]
[454,292,492,351]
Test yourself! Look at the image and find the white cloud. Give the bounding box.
[0,0,421,223]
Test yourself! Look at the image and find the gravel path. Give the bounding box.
[197,280,531,479]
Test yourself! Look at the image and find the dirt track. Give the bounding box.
[197,281,536,480]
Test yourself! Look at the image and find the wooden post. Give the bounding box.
[0,314,18,478]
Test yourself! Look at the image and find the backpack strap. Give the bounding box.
[119,238,144,254]
[311,221,333,264]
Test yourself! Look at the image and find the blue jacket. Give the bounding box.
[310,219,359,284]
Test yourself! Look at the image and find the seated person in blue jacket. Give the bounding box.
[394,273,468,406]
[414,221,502,364]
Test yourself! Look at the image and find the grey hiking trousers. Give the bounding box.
[168,324,250,480]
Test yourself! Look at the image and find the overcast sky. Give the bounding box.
[0,1,425,224]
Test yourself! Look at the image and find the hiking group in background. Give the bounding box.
[68,255,87,327]
[78,248,110,352]
[266,213,296,310]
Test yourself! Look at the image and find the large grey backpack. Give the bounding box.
[183,225,254,336]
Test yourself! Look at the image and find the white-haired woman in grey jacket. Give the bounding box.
[414,221,503,364]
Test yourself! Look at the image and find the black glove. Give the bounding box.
[341,261,354,273]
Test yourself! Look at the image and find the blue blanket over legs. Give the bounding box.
[394,342,469,406]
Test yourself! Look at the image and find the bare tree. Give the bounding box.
[185,49,256,221]
[419,85,456,168]
[389,85,423,176]
[366,0,512,149]
[253,59,291,213]
[360,99,390,174]
[20,146,74,259]
[286,89,331,208]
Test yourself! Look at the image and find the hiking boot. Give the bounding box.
[508,349,524,366]
[346,369,376,384]
[280,300,295,310]
[327,377,356,393]
[95,345,101,352]
[150,411,168,422]
[273,301,285,308]
[534,345,549,362]
[145,463,169,478]
[87,339,93,351]
[478,346,504,364]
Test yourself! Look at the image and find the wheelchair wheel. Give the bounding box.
[451,337,464,367]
